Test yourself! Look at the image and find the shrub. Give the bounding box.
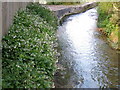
[97,2,113,28]
[97,2,120,49]
[2,3,58,88]
[26,3,58,29]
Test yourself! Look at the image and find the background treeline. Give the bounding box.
[98,2,120,50]
[47,2,81,5]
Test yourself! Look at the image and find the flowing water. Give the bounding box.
[55,8,118,88]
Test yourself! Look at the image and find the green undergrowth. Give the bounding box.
[26,3,58,29]
[97,2,120,49]
[97,2,113,29]
[2,3,58,88]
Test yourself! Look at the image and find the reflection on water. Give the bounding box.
[55,8,118,88]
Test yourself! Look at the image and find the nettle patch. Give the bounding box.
[2,3,58,88]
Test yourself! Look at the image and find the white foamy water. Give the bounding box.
[56,8,118,88]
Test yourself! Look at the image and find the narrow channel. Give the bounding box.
[55,8,118,88]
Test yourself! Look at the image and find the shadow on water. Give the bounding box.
[54,8,118,88]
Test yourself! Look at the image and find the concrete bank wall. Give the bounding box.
[0,2,2,42]
[53,2,98,23]
[1,2,30,38]
[0,2,98,40]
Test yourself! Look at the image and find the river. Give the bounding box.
[55,8,118,88]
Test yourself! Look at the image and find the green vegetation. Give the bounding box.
[47,2,81,5]
[98,2,120,49]
[2,3,58,88]
[26,3,58,28]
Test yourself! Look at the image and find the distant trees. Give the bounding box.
[46,2,81,5]
[33,0,81,5]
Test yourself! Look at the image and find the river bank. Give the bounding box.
[45,2,98,23]
[45,2,119,51]
[97,2,120,50]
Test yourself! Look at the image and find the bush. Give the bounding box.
[97,2,113,28]
[2,3,58,88]
[97,2,120,49]
[26,3,58,29]
[97,2,116,35]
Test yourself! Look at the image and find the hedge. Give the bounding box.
[2,3,58,88]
